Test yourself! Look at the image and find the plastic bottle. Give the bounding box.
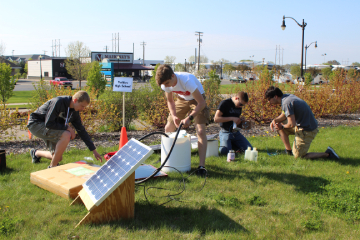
[227,150,235,162]
[84,157,94,161]
[244,147,252,160]
[251,148,258,162]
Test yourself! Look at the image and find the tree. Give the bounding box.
[175,63,184,72]
[304,72,313,86]
[223,63,235,76]
[87,61,107,99]
[326,60,340,65]
[188,55,209,63]
[0,63,17,108]
[306,67,321,78]
[65,41,91,89]
[164,56,176,64]
[321,67,333,80]
[237,64,250,78]
[351,62,360,67]
[290,65,301,79]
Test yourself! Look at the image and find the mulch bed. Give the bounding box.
[1,114,359,156]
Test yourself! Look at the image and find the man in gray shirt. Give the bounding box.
[265,86,339,159]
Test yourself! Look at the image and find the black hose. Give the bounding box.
[135,123,183,185]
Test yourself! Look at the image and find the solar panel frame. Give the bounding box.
[82,138,153,208]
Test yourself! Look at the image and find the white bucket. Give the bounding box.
[161,135,191,173]
[191,140,219,158]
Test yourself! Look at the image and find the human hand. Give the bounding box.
[67,126,76,140]
[270,120,276,132]
[173,116,180,128]
[180,117,191,128]
[92,150,103,162]
[274,123,283,131]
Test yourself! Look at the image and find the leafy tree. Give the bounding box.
[321,67,333,80]
[307,67,321,78]
[290,65,301,79]
[188,55,208,63]
[351,62,360,67]
[0,63,17,108]
[164,56,176,64]
[208,69,220,86]
[65,41,91,89]
[87,61,106,99]
[175,63,184,72]
[304,72,313,86]
[326,60,340,65]
[0,41,5,56]
[237,64,250,78]
[223,63,235,76]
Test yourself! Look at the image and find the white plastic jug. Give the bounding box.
[244,147,252,160]
[161,135,191,173]
[251,148,258,162]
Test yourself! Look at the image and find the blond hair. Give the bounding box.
[73,91,90,103]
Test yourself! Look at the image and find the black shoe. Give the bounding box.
[196,166,207,177]
[325,146,339,160]
[47,163,60,169]
[30,149,41,163]
[284,149,293,156]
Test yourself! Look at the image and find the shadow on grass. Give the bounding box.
[208,165,329,194]
[100,203,247,234]
[0,167,14,175]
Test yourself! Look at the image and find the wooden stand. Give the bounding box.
[71,172,135,228]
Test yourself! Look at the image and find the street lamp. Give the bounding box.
[322,53,327,64]
[39,55,43,80]
[304,41,317,72]
[281,15,307,80]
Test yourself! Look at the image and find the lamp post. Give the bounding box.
[220,61,223,79]
[304,41,317,72]
[281,15,307,80]
[322,53,327,64]
[39,55,43,80]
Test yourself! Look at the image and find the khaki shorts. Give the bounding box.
[282,126,319,158]
[28,122,66,154]
[167,94,210,125]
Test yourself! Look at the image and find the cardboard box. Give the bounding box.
[30,163,100,199]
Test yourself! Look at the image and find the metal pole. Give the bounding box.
[40,57,42,80]
[220,61,223,79]
[300,19,305,79]
[305,46,308,73]
[123,92,125,127]
[185,59,186,72]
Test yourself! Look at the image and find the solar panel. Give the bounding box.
[82,138,153,208]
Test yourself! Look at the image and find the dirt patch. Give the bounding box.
[1,114,359,156]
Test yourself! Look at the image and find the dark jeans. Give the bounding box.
[219,129,252,155]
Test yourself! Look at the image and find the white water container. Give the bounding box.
[251,147,258,162]
[161,135,191,173]
[244,147,252,160]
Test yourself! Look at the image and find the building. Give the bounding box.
[27,58,69,80]
[0,57,22,75]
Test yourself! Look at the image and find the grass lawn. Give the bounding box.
[7,91,35,104]
[1,126,360,239]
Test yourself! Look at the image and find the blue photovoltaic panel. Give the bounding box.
[82,138,153,208]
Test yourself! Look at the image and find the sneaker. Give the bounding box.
[196,166,207,177]
[30,149,41,163]
[325,146,339,160]
[47,163,60,169]
[284,149,293,156]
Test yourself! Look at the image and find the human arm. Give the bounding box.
[270,112,287,131]
[180,89,206,128]
[165,91,180,128]
[44,99,68,130]
[70,112,96,151]
[274,114,296,131]
[214,110,242,125]
[92,149,103,162]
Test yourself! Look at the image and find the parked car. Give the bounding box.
[50,77,73,89]
[230,76,246,83]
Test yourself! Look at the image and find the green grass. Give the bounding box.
[7,91,35,104]
[1,126,360,239]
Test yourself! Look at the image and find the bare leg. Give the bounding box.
[303,152,329,159]
[278,129,292,150]
[50,131,71,167]
[165,121,176,133]
[196,124,207,167]
[35,150,53,160]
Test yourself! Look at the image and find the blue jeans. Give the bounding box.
[219,129,252,155]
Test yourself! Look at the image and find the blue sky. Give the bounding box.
[1,0,359,65]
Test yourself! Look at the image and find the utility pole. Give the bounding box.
[195,31,203,71]
[195,48,197,69]
[52,40,54,57]
[275,45,277,66]
[140,41,146,66]
[118,32,119,53]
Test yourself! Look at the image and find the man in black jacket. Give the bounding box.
[27,91,103,168]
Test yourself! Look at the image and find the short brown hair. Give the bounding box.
[236,91,249,103]
[265,86,283,100]
[155,64,174,86]
[73,91,90,103]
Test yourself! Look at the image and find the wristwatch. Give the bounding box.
[189,115,194,121]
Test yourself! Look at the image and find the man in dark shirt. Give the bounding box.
[214,91,252,155]
[265,86,339,159]
[27,91,103,168]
